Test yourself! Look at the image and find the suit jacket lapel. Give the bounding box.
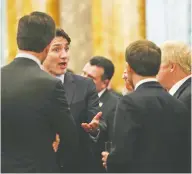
[63,72,76,105]
[174,77,191,99]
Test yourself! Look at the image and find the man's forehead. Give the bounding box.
[84,63,103,73]
[89,65,104,76]
[84,62,91,69]
[51,37,69,46]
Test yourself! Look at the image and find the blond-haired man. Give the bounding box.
[157,41,191,111]
[157,41,191,173]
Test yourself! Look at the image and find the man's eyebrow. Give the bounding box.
[51,44,62,47]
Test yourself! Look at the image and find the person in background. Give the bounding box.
[101,40,190,173]
[157,40,191,111]
[1,12,78,173]
[121,69,133,95]
[82,56,119,172]
[157,41,191,172]
[43,28,105,173]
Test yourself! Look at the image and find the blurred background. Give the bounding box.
[0,0,191,92]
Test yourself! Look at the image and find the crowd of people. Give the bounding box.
[1,11,191,173]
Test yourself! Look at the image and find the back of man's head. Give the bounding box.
[90,56,115,81]
[17,11,55,53]
[160,41,191,74]
[125,40,161,76]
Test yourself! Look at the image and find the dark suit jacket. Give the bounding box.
[100,89,119,141]
[60,72,106,172]
[173,77,191,172]
[94,89,119,172]
[107,81,190,173]
[1,58,78,173]
[108,89,122,98]
[174,77,191,111]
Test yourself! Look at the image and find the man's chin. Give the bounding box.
[49,70,65,76]
[56,67,65,74]
[56,71,65,75]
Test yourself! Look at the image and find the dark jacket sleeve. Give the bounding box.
[86,79,100,122]
[49,81,79,163]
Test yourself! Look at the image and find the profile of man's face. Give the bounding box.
[43,36,70,76]
[124,63,134,90]
[157,63,173,90]
[82,63,107,92]
[122,68,130,90]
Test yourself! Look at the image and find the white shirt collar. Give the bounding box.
[16,53,42,69]
[98,88,107,98]
[169,75,192,96]
[56,74,65,84]
[135,78,157,90]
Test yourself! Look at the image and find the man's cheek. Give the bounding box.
[49,54,59,64]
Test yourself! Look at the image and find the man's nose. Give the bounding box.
[60,50,67,58]
[122,73,127,79]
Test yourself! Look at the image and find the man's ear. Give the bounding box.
[103,79,110,87]
[170,63,176,72]
[45,43,51,54]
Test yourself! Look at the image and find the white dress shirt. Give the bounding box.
[16,53,42,69]
[135,78,158,90]
[56,74,65,84]
[98,88,106,98]
[169,75,192,96]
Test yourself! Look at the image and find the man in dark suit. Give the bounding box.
[102,40,190,173]
[43,28,104,172]
[82,56,119,172]
[157,41,191,111]
[1,12,78,173]
[157,41,191,172]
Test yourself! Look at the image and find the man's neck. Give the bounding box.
[173,74,190,88]
[133,74,157,88]
[167,70,190,91]
[18,50,43,63]
[47,70,67,78]
[98,88,107,98]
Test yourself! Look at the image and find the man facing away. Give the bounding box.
[82,56,119,172]
[1,12,78,173]
[43,28,105,172]
[102,40,190,173]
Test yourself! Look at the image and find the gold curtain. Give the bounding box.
[92,0,146,92]
[6,0,60,63]
[7,0,17,63]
